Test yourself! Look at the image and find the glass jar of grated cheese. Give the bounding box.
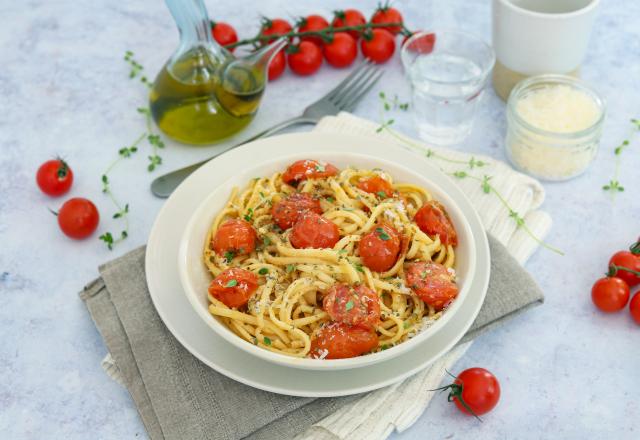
[505,74,605,181]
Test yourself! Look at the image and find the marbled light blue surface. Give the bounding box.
[1,0,639,438]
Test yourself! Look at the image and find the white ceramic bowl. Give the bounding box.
[178,151,476,370]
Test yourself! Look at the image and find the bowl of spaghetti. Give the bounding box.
[178,152,476,370]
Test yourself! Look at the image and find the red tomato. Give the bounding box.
[591,276,630,312]
[268,49,286,81]
[281,159,339,186]
[360,29,395,64]
[271,192,322,230]
[323,284,381,329]
[297,14,330,46]
[609,251,640,287]
[451,368,501,417]
[323,32,357,68]
[212,219,257,257]
[310,322,378,359]
[260,18,292,42]
[370,5,404,35]
[208,268,258,308]
[414,200,458,246]
[359,224,401,272]
[331,9,366,40]
[57,197,99,239]
[36,158,73,197]
[211,22,238,51]
[290,212,340,249]
[405,261,458,311]
[403,31,436,54]
[357,175,394,199]
[287,41,323,76]
[630,292,640,325]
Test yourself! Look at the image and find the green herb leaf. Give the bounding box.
[286,264,296,273]
[262,235,272,246]
[244,208,254,222]
[376,191,387,198]
[326,196,335,203]
[345,300,354,311]
[225,279,238,287]
[224,250,236,262]
[258,267,269,275]
[375,227,390,241]
[263,336,272,345]
[353,262,364,273]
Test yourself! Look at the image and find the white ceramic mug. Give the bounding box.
[492,0,600,100]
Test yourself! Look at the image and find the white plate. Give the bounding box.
[146,132,490,397]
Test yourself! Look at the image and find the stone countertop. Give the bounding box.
[1,0,639,438]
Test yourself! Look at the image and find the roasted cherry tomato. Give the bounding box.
[290,212,340,249]
[57,197,99,239]
[287,41,323,76]
[357,175,394,199]
[211,22,238,51]
[591,276,630,312]
[405,261,458,311]
[370,5,404,35]
[268,48,286,81]
[271,192,322,230]
[630,292,640,325]
[297,14,330,46]
[36,158,73,197]
[323,283,381,329]
[208,268,258,308]
[212,219,257,257]
[403,31,436,54]
[360,29,395,64]
[310,322,378,359]
[609,251,640,287]
[281,159,339,186]
[260,18,292,42]
[444,368,501,417]
[359,224,401,272]
[331,9,366,39]
[323,32,357,68]
[414,200,458,246]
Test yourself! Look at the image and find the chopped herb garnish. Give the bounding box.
[354,262,364,273]
[337,249,348,254]
[258,268,269,275]
[263,336,272,345]
[315,163,326,172]
[262,235,272,246]
[376,191,387,198]
[286,264,296,273]
[326,196,335,203]
[224,250,236,263]
[345,300,354,311]
[381,344,390,351]
[403,321,411,329]
[244,208,253,222]
[376,227,390,241]
[225,279,238,287]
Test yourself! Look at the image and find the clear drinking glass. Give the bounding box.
[401,30,495,146]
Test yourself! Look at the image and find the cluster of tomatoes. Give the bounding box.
[211,5,409,79]
[36,159,100,240]
[591,239,640,324]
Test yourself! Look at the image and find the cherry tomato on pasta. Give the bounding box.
[297,14,330,46]
[359,224,401,272]
[630,292,640,325]
[211,22,238,51]
[360,29,396,64]
[212,219,257,257]
[281,159,339,186]
[591,276,629,312]
[323,32,357,68]
[405,261,458,311]
[370,5,404,35]
[323,284,381,329]
[268,49,286,81]
[36,158,73,197]
[57,197,99,239]
[357,175,394,199]
[609,251,640,287]
[271,192,322,230]
[310,322,378,359]
[331,9,366,39]
[260,18,292,42]
[290,212,340,249]
[287,41,323,76]
[447,368,501,417]
[208,268,258,308]
[414,200,458,246]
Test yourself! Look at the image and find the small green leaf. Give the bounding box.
[263,336,272,346]
[354,263,364,273]
[225,279,238,287]
[345,300,354,311]
[286,264,296,273]
[258,268,269,275]
[326,196,335,203]
[262,236,271,246]
[224,250,236,263]
[376,191,387,198]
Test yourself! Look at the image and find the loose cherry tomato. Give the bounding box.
[290,212,340,249]
[281,159,339,186]
[297,14,330,46]
[310,322,378,359]
[36,158,73,197]
[208,268,258,308]
[323,284,381,329]
[630,292,640,325]
[370,5,404,35]
[414,200,458,246]
[331,9,366,40]
[609,251,640,287]
[57,197,99,239]
[403,31,436,54]
[212,219,257,257]
[268,49,286,81]
[323,32,357,68]
[360,29,395,64]
[357,175,394,199]
[260,18,292,42]
[211,22,238,51]
[405,261,458,311]
[359,224,401,272]
[441,368,500,417]
[287,41,323,76]
[591,276,630,312]
[271,192,322,230]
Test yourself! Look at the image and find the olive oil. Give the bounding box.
[149,48,266,145]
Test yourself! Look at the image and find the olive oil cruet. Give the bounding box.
[149,0,286,145]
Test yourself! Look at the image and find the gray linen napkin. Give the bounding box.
[80,235,543,440]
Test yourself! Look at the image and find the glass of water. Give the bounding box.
[401,30,495,146]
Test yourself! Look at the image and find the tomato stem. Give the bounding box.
[429,381,483,422]
[608,264,640,278]
[630,241,640,255]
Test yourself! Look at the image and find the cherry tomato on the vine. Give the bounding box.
[211,22,238,51]
[297,14,330,46]
[268,49,286,80]
[260,18,292,42]
[57,197,99,239]
[630,292,640,325]
[36,158,74,197]
[609,251,640,287]
[331,9,366,40]
[287,41,323,76]
[323,32,357,68]
[442,368,501,417]
[360,29,395,64]
[370,5,404,35]
[591,276,630,312]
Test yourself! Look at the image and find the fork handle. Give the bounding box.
[150,116,317,198]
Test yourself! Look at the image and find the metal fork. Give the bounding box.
[150,61,383,198]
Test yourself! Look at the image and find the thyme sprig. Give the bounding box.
[124,51,152,88]
[603,118,639,197]
[137,107,165,171]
